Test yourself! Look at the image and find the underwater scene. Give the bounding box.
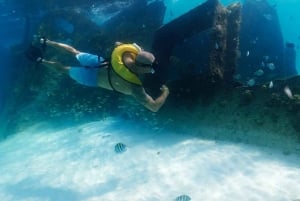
[0,0,300,200]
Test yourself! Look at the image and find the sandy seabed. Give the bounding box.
[0,118,299,201]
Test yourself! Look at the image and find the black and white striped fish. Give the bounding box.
[114,142,127,153]
[175,194,191,201]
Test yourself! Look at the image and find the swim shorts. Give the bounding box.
[69,52,105,87]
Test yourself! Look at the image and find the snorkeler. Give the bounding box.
[25,38,169,112]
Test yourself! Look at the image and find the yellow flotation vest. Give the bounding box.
[111,44,142,85]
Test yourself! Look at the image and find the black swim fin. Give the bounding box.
[25,45,43,64]
[40,36,47,52]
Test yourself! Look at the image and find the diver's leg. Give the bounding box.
[41,59,70,73]
[42,39,80,55]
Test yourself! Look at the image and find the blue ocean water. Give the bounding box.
[0,0,300,200]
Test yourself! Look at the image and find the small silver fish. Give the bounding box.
[254,69,264,76]
[269,81,274,89]
[175,194,191,201]
[263,55,270,62]
[284,86,293,99]
[247,78,255,87]
[215,43,219,49]
[114,142,127,153]
[246,51,250,56]
[267,62,276,70]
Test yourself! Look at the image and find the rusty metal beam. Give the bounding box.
[225,3,242,83]
[208,2,228,83]
[209,2,242,84]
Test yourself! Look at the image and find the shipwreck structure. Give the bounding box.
[151,0,242,89]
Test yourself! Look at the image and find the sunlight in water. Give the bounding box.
[0,118,299,201]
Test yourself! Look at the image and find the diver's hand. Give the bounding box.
[160,85,169,95]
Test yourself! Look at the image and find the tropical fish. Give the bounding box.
[269,81,274,89]
[247,78,255,87]
[175,194,191,201]
[246,50,250,56]
[254,69,264,76]
[284,86,293,99]
[215,42,219,50]
[263,55,270,62]
[266,62,276,70]
[251,39,257,44]
[114,142,127,153]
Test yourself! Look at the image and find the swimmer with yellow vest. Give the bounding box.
[29,38,169,112]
